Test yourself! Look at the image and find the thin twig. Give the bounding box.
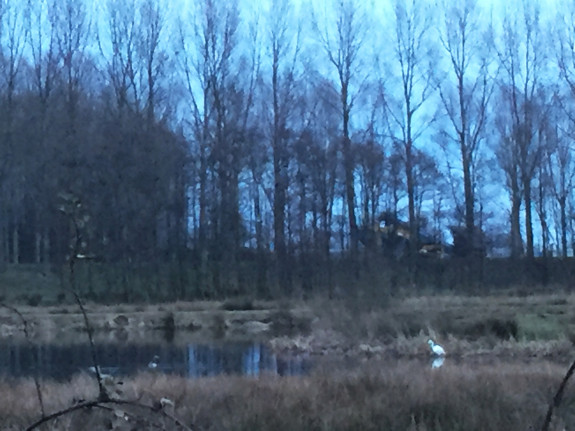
[66,209,108,400]
[68,273,109,401]
[24,398,194,431]
[91,403,191,430]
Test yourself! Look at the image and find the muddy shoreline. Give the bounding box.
[0,302,314,344]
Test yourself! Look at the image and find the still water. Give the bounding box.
[0,339,311,381]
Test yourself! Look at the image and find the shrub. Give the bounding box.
[222,298,256,311]
[464,318,518,340]
[26,294,43,307]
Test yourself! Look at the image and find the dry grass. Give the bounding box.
[0,360,573,430]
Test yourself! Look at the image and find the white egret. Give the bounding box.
[427,339,446,356]
[148,355,160,369]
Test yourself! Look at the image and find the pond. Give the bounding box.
[0,337,312,381]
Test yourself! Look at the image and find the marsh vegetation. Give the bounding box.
[0,288,573,429]
[0,359,573,430]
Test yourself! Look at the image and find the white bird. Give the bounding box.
[427,339,446,356]
[148,355,160,369]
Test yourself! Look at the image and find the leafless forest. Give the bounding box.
[0,0,573,300]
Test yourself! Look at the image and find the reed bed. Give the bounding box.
[0,359,573,430]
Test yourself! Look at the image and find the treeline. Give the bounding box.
[0,0,573,298]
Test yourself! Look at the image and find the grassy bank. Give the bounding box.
[0,360,572,430]
[267,292,575,359]
[0,292,575,359]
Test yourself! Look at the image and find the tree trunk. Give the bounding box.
[198,104,209,291]
[405,140,417,254]
[12,225,19,264]
[35,231,42,264]
[560,196,567,258]
[510,192,523,258]
[272,56,288,296]
[342,85,357,255]
[43,232,50,264]
[462,154,475,255]
[524,179,534,259]
[254,184,267,298]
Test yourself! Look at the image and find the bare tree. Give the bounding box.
[384,147,405,219]
[261,0,301,294]
[357,130,385,230]
[176,0,216,288]
[312,0,367,253]
[24,0,61,264]
[531,98,556,259]
[290,78,340,294]
[383,0,436,254]
[437,0,494,256]
[496,1,548,259]
[139,0,165,126]
[546,107,575,258]
[494,104,524,258]
[0,0,26,130]
[101,0,167,122]
[412,149,443,225]
[0,0,27,264]
[101,0,139,114]
[51,0,92,138]
[554,2,575,257]
[26,0,58,111]
[179,0,260,295]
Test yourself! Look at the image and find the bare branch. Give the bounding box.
[25,398,194,431]
[541,357,575,431]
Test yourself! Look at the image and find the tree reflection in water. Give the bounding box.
[0,340,312,380]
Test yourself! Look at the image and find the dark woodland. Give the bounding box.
[0,0,573,301]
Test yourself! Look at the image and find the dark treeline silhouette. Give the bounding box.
[0,0,574,301]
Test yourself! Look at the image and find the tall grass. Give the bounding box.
[0,360,572,430]
[306,293,575,354]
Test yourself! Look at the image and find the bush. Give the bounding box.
[464,318,518,340]
[25,294,43,307]
[221,298,256,311]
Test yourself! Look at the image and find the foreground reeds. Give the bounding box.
[0,359,573,431]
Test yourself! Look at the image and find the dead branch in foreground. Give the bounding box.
[541,356,575,431]
[24,397,193,431]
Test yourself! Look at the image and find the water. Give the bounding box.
[0,339,312,381]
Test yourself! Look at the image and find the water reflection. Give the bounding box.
[431,356,445,369]
[185,343,310,378]
[0,341,311,381]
